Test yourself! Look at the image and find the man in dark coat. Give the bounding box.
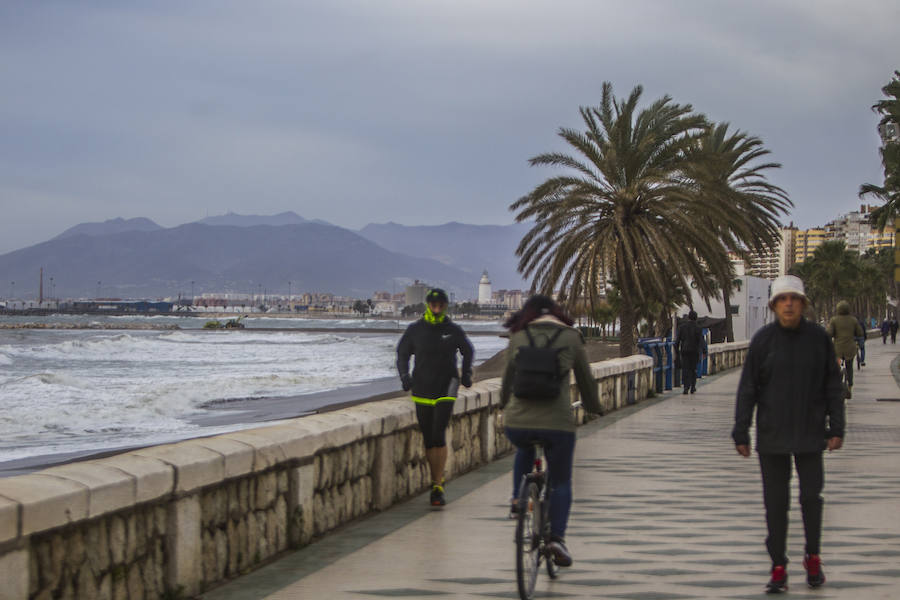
[732,275,844,593]
[396,288,474,507]
[675,310,704,394]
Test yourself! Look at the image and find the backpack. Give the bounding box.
[512,325,566,400]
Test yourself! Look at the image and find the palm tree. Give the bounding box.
[511,82,734,356]
[682,123,792,340]
[790,241,857,320]
[860,70,900,230]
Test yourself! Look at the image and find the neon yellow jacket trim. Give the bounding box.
[410,395,456,406]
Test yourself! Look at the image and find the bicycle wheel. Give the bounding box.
[542,494,558,579]
[515,479,541,600]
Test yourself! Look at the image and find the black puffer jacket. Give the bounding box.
[732,318,845,454]
[396,317,474,402]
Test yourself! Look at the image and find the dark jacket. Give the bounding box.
[396,317,474,402]
[732,318,845,454]
[675,319,704,355]
[500,318,602,433]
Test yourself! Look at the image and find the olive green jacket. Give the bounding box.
[827,314,862,360]
[500,317,602,432]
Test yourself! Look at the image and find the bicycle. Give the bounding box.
[514,441,558,600]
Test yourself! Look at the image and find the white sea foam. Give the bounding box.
[0,322,508,463]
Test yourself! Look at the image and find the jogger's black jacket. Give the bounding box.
[397,316,474,403]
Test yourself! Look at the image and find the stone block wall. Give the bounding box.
[0,350,743,600]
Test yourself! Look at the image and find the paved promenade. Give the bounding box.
[203,341,900,599]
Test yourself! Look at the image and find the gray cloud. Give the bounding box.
[1,0,898,254]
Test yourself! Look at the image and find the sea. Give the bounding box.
[0,314,508,469]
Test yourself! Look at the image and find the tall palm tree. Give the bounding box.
[860,70,900,231]
[510,82,733,356]
[682,123,792,340]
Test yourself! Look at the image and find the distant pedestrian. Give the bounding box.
[675,310,704,394]
[855,316,867,368]
[396,288,474,507]
[733,275,844,593]
[827,301,862,395]
[891,318,898,344]
[881,319,890,344]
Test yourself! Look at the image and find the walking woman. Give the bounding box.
[500,294,602,567]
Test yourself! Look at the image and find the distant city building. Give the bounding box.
[681,275,771,342]
[492,289,524,310]
[477,270,492,305]
[794,205,896,264]
[794,227,828,263]
[405,280,429,306]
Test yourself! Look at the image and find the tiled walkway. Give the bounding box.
[203,341,900,599]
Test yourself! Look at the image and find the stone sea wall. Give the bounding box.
[0,342,748,600]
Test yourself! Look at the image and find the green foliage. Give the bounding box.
[860,70,900,232]
[352,299,370,314]
[511,82,789,356]
[790,242,892,321]
[401,303,425,317]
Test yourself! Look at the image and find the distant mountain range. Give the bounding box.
[53,217,163,240]
[1,213,533,300]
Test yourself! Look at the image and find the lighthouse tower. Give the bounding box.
[477,270,492,305]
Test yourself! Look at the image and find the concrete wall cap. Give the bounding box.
[0,495,18,544]
[133,443,224,494]
[40,462,136,518]
[219,429,288,470]
[0,473,88,536]
[94,453,174,503]
[191,437,255,480]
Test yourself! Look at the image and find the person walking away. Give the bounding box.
[733,275,844,593]
[827,301,863,397]
[500,295,602,568]
[891,318,899,344]
[675,310,704,394]
[881,318,890,344]
[396,288,474,507]
[855,315,867,368]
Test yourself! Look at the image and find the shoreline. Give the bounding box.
[0,335,617,478]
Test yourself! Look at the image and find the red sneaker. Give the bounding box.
[803,554,826,588]
[766,565,788,593]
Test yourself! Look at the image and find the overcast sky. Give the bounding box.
[1,0,898,255]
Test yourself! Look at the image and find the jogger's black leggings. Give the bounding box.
[758,452,824,566]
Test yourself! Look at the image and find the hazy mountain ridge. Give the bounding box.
[0,222,476,299]
[53,217,163,240]
[3,214,531,300]
[195,211,332,227]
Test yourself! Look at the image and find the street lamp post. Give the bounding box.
[97,281,101,300]
[288,280,292,310]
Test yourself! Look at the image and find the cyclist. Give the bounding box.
[826,301,862,396]
[500,294,602,567]
[396,288,474,507]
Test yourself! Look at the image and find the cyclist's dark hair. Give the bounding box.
[503,294,574,333]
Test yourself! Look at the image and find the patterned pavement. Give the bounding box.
[202,341,900,599]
